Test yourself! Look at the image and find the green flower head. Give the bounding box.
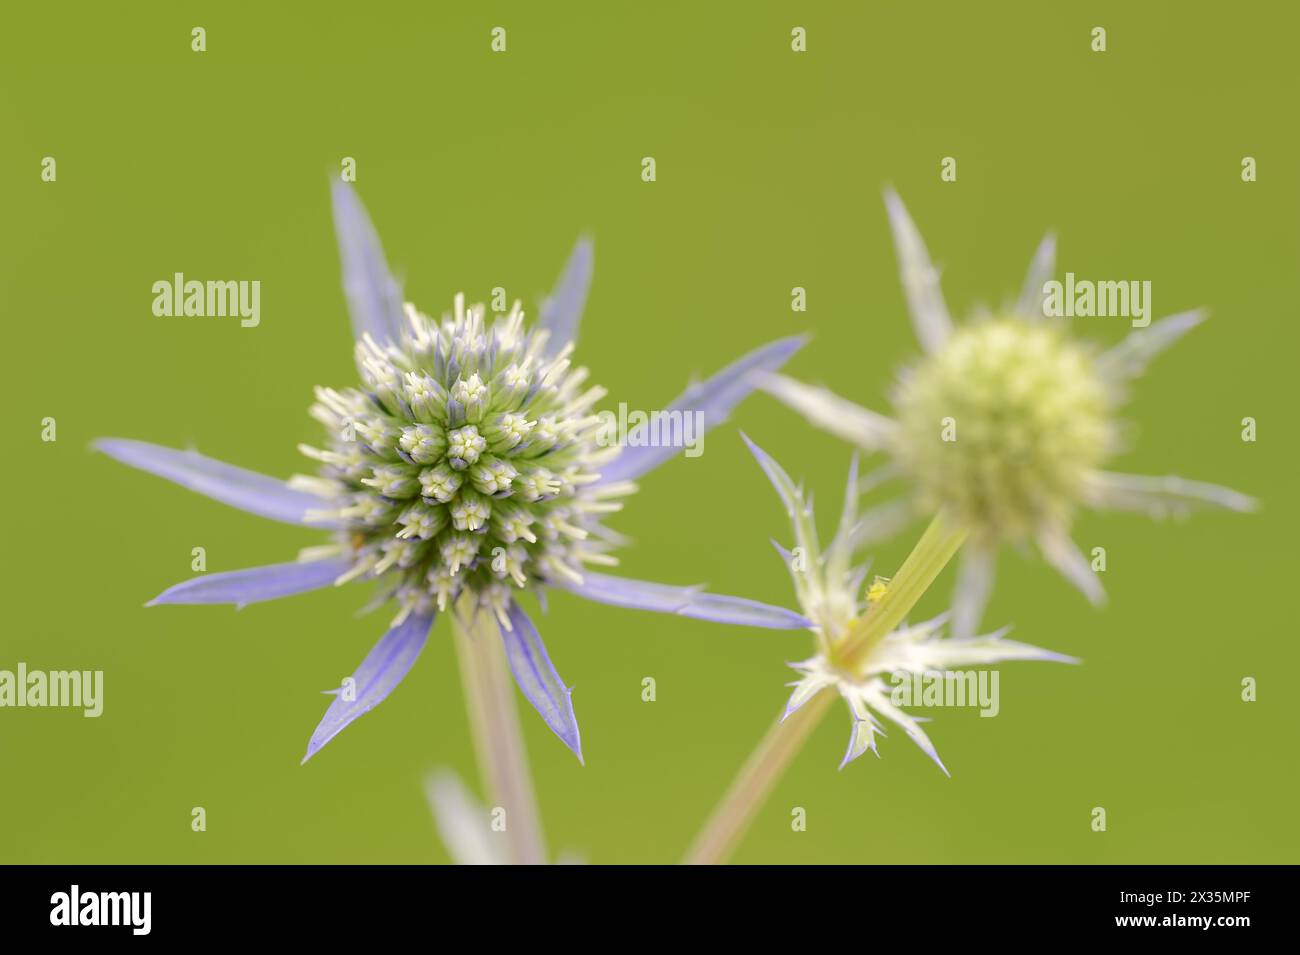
[760,190,1255,639]
[298,294,624,627]
[893,318,1114,542]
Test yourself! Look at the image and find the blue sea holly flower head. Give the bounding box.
[96,181,809,764]
[743,435,1076,773]
[759,191,1255,640]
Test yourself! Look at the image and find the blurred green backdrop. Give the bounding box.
[2,0,1296,864]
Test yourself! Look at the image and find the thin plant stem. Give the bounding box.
[684,690,835,865]
[452,597,547,865]
[684,512,968,865]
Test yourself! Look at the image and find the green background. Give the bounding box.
[2,1,1295,864]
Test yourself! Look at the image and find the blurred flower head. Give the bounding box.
[424,770,583,865]
[760,191,1255,638]
[893,318,1113,543]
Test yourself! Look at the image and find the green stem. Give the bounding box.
[683,512,967,865]
[684,690,834,865]
[452,598,547,865]
[836,511,968,669]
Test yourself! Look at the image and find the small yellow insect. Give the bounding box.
[866,576,891,604]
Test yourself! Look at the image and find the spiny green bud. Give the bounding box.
[447,425,487,470]
[396,501,449,540]
[450,372,490,424]
[470,455,518,495]
[520,415,561,457]
[491,543,530,586]
[419,463,462,503]
[361,464,420,499]
[375,537,423,573]
[440,532,480,576]
[450,488,492,532]
[490,501,538,544]
[517,465,561,502]
[482,412,535,453]
[493,363,531,404]
[355,418,401,458]
[399,424,447,465]
[404,372,446,422]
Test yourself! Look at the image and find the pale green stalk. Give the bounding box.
[452,596,547,865]
[685,512,967,865]
[684,690,835,866]
[836,511,968,668]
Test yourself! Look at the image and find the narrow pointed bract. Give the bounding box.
[884,188,952,353]
[1018,232,1056,317]
[949,546,996,641]
[94,438,342,528]
[755,373,897,451]
[539,237,594,356]
[1083,471,1257,518]
[148,558,352,608]
[498,601,582,762]
[331,179,406,345]
[596,335,808,485]
[557,570,811,630]
[856,682,949,775]
[844,498,913,552]
[303,610,435,763]
[1095,309,1207,382]
[1036,525,1106,606]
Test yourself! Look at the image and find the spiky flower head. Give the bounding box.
[94,182,809,764]
[298,295,625,628]
[759,190,1255,639]
[744,435,1075,773]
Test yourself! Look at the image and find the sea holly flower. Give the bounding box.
[759,191,1255,638]
[96,181,809,764]
[744,434,1075,773]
